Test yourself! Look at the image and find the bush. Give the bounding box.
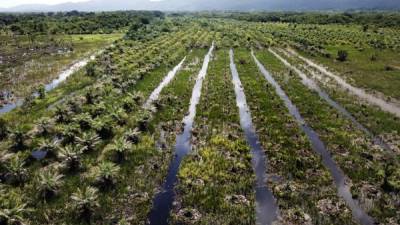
[337,50,348,62]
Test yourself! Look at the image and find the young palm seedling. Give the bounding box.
[130,91,145,105]
[54,105,73,124]
[4,155,28,186]
[0,118,9,141]
[38,139,60,158]
[60,123,81,145]
[110,107,128,126]
[34,117,54,137]
[122,97,136,113]
[76,132,101,153]
[90,161,120,191]
[89,102,107,118]
[124,128,141,145]
[136,110,151,132]
[70,187,100,223]
[108,137,132,163]
[92,116,114,140]
[74,113,93,130]
[9,128,30,151]
[58,146,83,173]
[35,168,64,200]
[0,189,31,225]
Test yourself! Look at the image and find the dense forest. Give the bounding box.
[0,11,164,35]
[195,11,400,27]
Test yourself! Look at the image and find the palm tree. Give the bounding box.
[35,117,54,136]
[35,169,64,200]
[137,110,151,132]
[84,88,96,105]
[70,187,99,223]
[66,99,83,114]
[91,161,120,190]
[54,105,72,123]
[58,146,82,172]
[0,118,9,141]
[60,123,81,145]
[122,97,136,113]
[125,129,141,144]
[110,107,128,126]
[76,132,100,153]
[92,117,114,140]
[129,91,144,105]
[5,155,28,185]
[90,103,107,118]
[10,128,29,151]
[0,190,30,225]
[109,137,131,163]
[39,139,59,158]
[73,113,93,130]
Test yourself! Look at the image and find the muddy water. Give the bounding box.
[287,49,400,118]
[144,57,187,109]
[270,49,392,152]
[230,50,278,225]
[252,51,374,225]
[147,43,214,225]
[0,54,97,115]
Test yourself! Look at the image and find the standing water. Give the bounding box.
[287,49,400,118]
[144,57,187,109]
[270,49,393,152]
[252,51,374,225]
[229,49,278,225]
[147,43,214,225]
[0,54,97,115]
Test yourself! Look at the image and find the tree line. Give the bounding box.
[194,11,400,28]
[0,11,165,35]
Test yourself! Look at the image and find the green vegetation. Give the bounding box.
[0,33,122,100]
[0,11,163,35]
[1,12,399,225]
[172,49,255,224]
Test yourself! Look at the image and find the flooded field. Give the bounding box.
[1,12,399,225]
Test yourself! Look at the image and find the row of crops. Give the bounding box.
[1,18,399,225]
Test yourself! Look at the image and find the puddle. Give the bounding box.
[230,49,278,225]
[287,49,400,118]
[31,150,47,160]
[252,51,374,225]
[0,54,98,115]
[270,49,393,152]
[147,42,214,225]
[144,57,187,109]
